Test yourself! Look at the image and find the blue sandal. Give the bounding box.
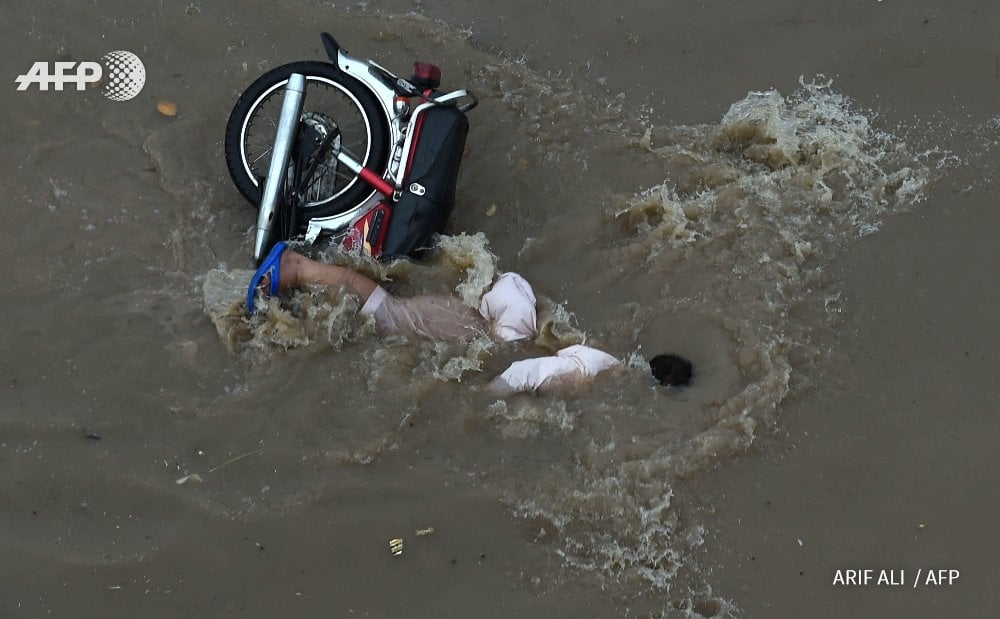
[246,241,288,314]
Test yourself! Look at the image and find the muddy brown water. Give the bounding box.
[2,1,998,617]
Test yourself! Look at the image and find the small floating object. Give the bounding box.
[157,100,178,116]
[175,474,203,485]
[389,538,404,556]
[414,527,435,537]
[485,205,497,217]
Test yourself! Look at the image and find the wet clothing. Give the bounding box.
[478,272,538,341]
[361,285,487,342]
[487,344,620,394]
[360,272,619,393]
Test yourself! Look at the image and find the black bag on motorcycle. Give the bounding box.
[381,105,469,260]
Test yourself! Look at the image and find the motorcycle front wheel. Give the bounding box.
[224,61,390,219]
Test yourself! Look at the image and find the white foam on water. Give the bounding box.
[434,232,499,306]
[495,78,936,602]
[485,398,576,439]
[202,265,372,353]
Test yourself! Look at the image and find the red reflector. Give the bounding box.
[413,62,441,85]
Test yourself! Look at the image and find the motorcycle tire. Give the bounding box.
[224,61,390,219]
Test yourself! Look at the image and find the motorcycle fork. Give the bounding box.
[253,73,306,264]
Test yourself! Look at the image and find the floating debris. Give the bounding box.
[175,474,203,485]
[414,527,436,537]
[485,205,497,217]
[208,447,264,473]
[157,100,178,116]
[389,538,404,556]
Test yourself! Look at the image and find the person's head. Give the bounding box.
[649,353,693,387]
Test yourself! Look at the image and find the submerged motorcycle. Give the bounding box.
[224,32,477,265]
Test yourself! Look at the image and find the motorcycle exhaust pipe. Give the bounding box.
[254,73,306,264]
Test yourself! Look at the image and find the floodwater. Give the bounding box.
[3,0,998,617]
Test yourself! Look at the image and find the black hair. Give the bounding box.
[649,353,693,387]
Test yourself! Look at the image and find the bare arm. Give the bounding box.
[282,251,379,302]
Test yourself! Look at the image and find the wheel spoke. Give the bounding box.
[250,147,272,166]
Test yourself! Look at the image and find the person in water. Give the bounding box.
[248,242,693,393]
